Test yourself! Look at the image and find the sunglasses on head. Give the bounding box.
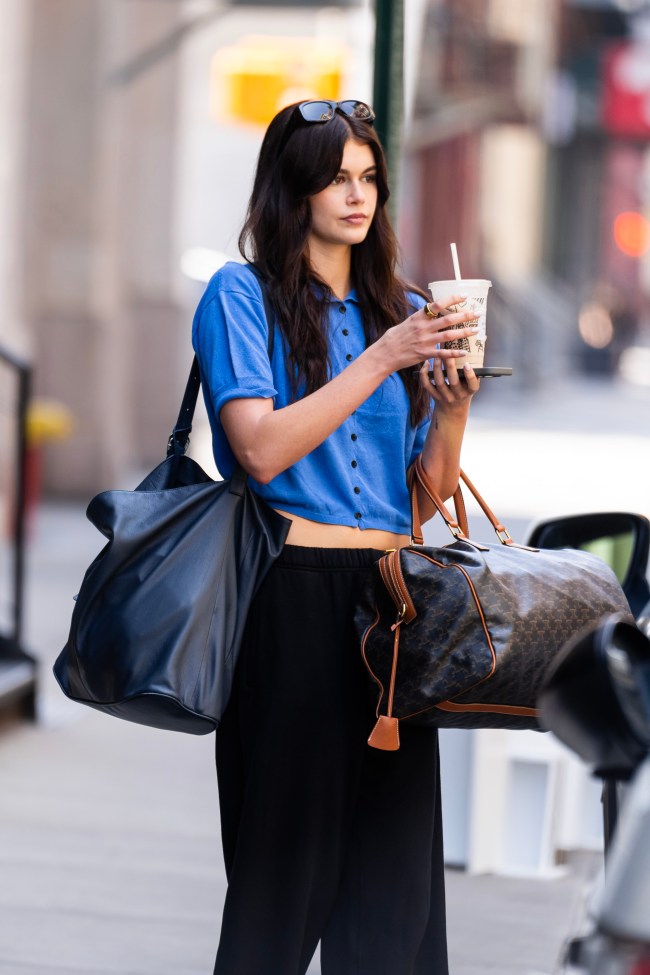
[295,100,375,124]
[277,99,375,154]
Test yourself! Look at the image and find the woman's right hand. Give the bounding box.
[374,295,479,372]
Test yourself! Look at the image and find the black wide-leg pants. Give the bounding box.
[214,545,448,975]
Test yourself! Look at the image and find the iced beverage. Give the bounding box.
[428,279,492,369]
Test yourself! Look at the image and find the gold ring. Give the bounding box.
[424,303,439,320]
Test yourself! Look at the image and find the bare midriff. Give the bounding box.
[274,509,410,550]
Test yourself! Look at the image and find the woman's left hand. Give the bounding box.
[419,357,480,411]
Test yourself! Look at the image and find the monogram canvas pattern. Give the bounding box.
[354,540,634,732]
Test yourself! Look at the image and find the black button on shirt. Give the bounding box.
[351,433,357,441]
[351,460,357,468]
[342,328,349,336]
[354,511,362,520]
[354,486,361,494]
[339,306,346,314]
[345,353,353,362]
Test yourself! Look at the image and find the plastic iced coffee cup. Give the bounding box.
[427,279,492,369]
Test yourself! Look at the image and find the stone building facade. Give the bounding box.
[0,0,186,501]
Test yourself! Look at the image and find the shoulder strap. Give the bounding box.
[167,356,202,457]
[167,265,276,457]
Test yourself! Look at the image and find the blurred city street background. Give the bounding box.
[2,0,650,973]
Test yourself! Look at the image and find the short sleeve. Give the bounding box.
[192,264,278,416]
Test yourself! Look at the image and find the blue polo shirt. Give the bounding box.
[192,262,431,534]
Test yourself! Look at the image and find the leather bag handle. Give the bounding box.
[410,456,517,547]
[457,468,514,543]
[409,458,470,544]
[167,265,276,459]
[167,356,202,458]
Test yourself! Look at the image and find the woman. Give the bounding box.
[192,99,480,975]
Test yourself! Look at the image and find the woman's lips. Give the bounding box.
[342,214,367,225]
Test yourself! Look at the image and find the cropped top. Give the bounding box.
[191,262,431,535]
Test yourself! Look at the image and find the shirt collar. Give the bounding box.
[328,288,360,304]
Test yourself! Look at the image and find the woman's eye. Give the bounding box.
[332,175,345,185]
[363,174,377,183]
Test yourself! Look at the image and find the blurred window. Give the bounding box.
[581,530,635,585]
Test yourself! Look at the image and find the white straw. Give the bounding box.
[450,242,462,281]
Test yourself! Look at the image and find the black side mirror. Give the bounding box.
[526,513,650,618]
[538,614,650,780]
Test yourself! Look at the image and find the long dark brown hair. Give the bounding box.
[238,101,429,425]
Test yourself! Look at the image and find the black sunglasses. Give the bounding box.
[277,99,375,154]
[295,99,375,124]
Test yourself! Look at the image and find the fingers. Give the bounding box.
[431,347,469,361]
[422,305,475,327]
[422,357,481,401]
[420,302,478,344]
[393,303,478,371]
[444,357,461,385]
[421,302,478,370]
[436,325,478,344]
[433,310,477,332]
[434,356,465,391]
[460,363,480,392]
[427,294,468,317]
[418,359,431,387]
[429,355,445,388]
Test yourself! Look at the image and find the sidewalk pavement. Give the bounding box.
[3,374,632,975]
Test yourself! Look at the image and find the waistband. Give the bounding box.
[274,545,385,571]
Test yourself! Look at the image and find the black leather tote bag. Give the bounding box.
[354,457,634,750]
[53,277,290,734]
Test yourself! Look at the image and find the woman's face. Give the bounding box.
[308,139,378,251]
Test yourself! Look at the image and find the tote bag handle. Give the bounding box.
[409,456,519,548]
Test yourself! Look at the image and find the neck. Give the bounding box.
[308,241,352,300]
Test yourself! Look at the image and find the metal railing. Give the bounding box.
[0,342,36,719]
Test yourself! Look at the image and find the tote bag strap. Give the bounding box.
[408,458,470,545]
[167,265,277,458]
[410,456,519,548]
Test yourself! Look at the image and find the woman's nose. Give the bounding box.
[347,181,365,203]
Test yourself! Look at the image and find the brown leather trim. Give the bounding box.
[360,606,386,716]
[435,700,540,717]
[378,555,417,624]
[413,458,462,535]
[361,591,402,750]
[452,482,470,539]
[368,715,400,750]
[376,694,539,725]
[389,551,417,623]
[458,468,517,543]
[378,557,395,606]
[408,458,472,542]
[386,620,401,718]
[503,539,540,552]
[406,462,424,545]
[384,552,402,610]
